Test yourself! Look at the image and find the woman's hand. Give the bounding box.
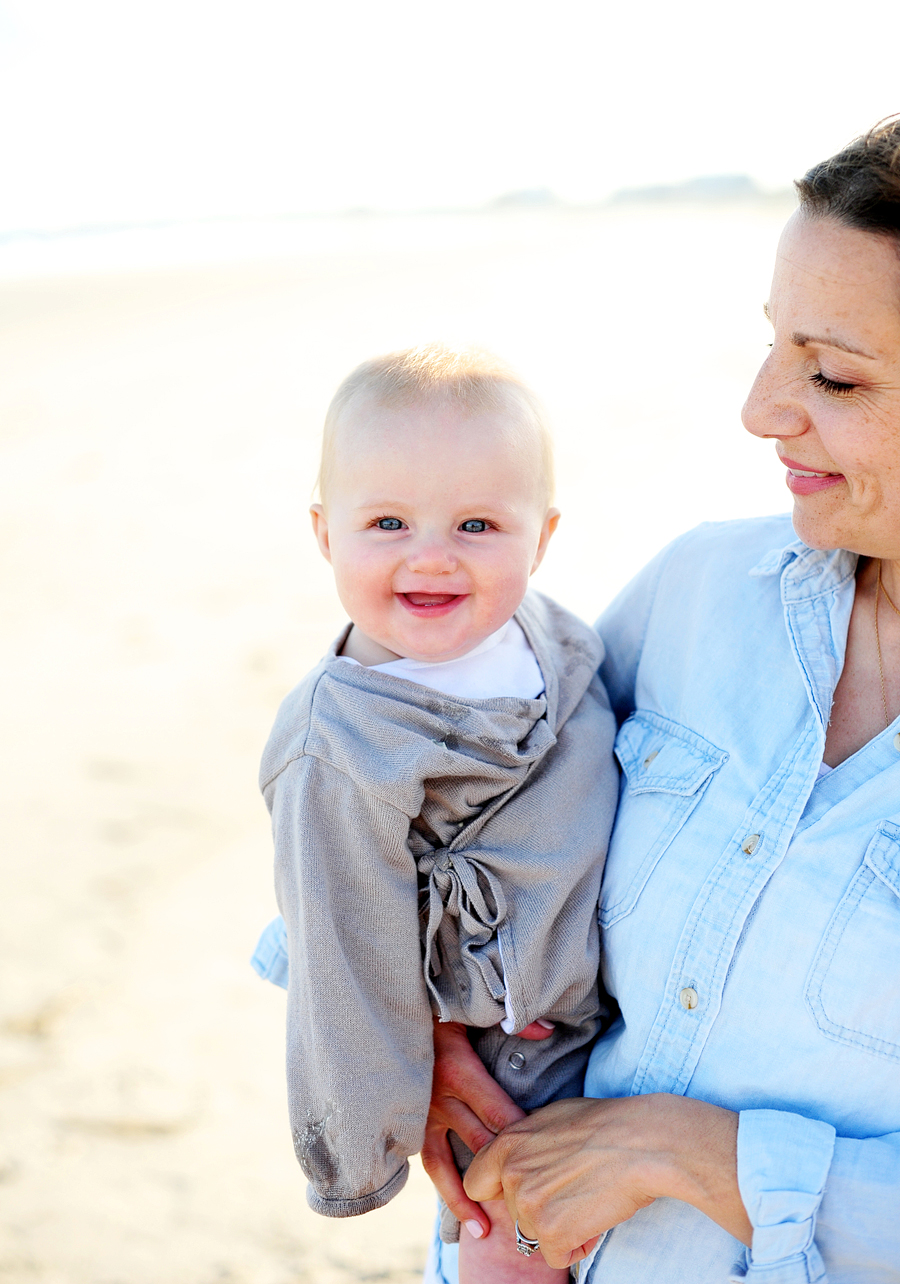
[421,1020,531,1237]
[464,1094,753,1270]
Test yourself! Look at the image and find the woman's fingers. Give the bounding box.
[427,1090,497,1167]
[420,1121,489,1234]
[464,1123,606,1269]
[567,1235,603,1266]
[431,1021,526,1139]
[423,1021,528,1236]
[464,1097,654,1267]
[461,1130,506,1203]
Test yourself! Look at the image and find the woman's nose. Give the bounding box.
[405,539,458,575]
[741,353,809,441]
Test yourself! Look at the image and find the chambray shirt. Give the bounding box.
[577,514,900,1283]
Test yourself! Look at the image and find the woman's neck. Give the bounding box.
[822,553,900,766]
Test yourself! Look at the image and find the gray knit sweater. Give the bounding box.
[261,591,617,1222]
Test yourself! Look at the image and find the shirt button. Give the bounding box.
[894,732,900,753]
[508,1051,526,1070]
[643,750,659,769]
[679,987,699,1011]
[741,833,760,855]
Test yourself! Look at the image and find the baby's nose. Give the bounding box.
[405,540,458,573]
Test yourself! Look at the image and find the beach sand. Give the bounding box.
[0,206,790,1283]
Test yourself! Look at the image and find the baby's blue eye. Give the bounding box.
[460,520,488,534]
[375,517,404,530]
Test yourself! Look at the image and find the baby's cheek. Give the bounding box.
[485,566,532,616]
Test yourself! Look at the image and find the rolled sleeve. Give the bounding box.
[814,1130,900,1277]
[730,1109,836,1284]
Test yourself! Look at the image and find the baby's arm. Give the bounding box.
[268,753,434,1214]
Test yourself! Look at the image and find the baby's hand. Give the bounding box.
[458,1198,569,1284]
[516,1019,555,1040]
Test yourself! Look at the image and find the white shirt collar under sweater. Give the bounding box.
[337,617,545,700]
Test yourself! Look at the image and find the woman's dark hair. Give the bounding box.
[796,115,900,238]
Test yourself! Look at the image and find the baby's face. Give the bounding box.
[311,399,559,663]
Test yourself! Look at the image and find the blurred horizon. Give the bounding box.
[0,176,793,281]
[0,171,790,239]
[1,0,899,239]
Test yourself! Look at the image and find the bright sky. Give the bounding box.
[1,0,899,233]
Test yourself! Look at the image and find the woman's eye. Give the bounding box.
[374,517,404,531]
[810,371,856,397]
[459,519,489,534]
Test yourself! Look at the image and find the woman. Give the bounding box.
[423,117,900,1282]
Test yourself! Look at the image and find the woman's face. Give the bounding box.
[742,211,900,558]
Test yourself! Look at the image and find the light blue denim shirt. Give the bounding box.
[576,514,900,1283]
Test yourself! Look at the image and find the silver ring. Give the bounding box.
[515,1219,540,1257]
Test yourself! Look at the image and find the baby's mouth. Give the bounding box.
[400,593,461,607]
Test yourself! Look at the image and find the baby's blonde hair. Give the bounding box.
[317,342,555,506]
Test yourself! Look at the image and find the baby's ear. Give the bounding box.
[531,507,561,574]
[310,504,332,563]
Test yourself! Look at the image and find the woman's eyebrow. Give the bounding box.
[763,303,874,357]
[790,331,875,358]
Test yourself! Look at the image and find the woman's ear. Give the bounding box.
[530,508,561,574]
[310,504,332,563]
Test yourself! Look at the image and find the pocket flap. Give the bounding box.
[615,711,728,797]
[865,821,900,899]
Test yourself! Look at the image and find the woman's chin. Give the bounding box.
[790,501,848,553]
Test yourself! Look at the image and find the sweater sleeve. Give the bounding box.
[266,752,434,1217]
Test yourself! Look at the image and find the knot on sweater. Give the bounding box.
[417,847,508,1018]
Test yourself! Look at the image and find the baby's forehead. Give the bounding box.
[336,392,539,454]
[323,387,553,506]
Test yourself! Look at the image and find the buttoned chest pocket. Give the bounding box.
[600,712,728,928]
[806,821,900,1063]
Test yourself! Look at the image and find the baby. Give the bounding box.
[253,344,617,1282]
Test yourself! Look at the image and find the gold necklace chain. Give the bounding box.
[879,560,900,619]
[875,560,899,730]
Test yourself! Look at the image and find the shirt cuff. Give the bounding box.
[730,1109,836,1284]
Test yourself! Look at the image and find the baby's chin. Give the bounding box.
[377,625,501,666]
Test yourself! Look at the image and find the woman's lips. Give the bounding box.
[781,456,845,496]
[397,592,466,616]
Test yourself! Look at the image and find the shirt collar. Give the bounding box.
[749,537,858,594]
[749,537,811,578]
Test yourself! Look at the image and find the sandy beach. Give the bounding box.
[0,204,791,1283]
